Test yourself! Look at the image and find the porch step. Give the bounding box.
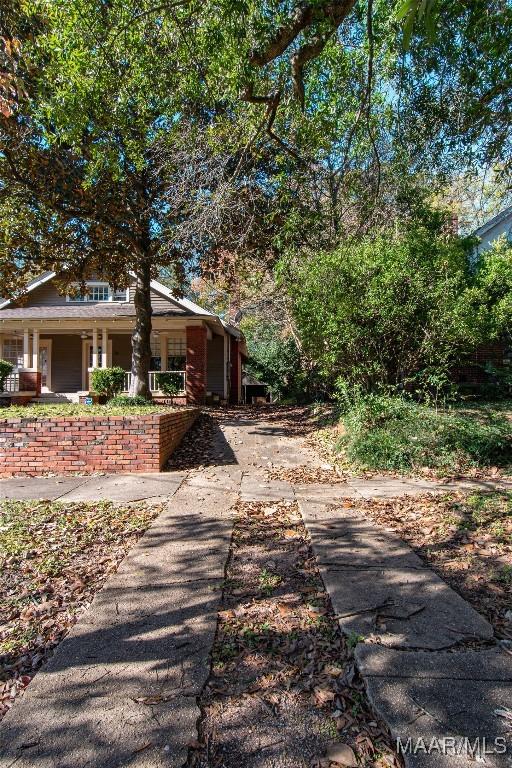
[32,392,79,404]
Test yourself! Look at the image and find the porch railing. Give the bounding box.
[2,372,20,393]
[123,370,186,395]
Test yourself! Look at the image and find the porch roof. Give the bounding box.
[0,305,192,319]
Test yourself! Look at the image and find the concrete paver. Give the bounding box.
[356,645,512,767]
[0,472,187,502]
[240,473,295,502]
[0,475,90,500]
[322,564,493,648]
[299,498,493,649]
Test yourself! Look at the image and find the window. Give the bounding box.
[67,283,127,302]
[167,337,186,371]
[149,335,186,371]
[89,285,109,302]
[3,337,23,369]
[112,287,128,302]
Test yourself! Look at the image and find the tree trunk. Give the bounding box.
[130,259,152,399]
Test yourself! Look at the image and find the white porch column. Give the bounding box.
[0,333,3,360]
[159,333,168,370]
[23,329,30,369]
[92,328,98,369]
[101,328,108,368]
[32,329,39,370]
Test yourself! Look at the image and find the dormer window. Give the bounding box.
[67,283,128,303]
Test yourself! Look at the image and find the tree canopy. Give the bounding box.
[1,0,511,396]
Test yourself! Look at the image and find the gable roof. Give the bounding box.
[0,271,214,317]
[472,204,512,239]
[0,271,244,339]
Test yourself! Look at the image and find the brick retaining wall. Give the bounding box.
[0,408,199,477]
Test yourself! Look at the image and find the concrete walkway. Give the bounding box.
[0,439,240,767]
[292,494,512,766]
[1,411,511,767]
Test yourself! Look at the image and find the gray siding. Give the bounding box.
[12,276,186,314]
[111,334,132,370]
[19,282,69,306]
[207,333,225,396]
[42,334,82,392]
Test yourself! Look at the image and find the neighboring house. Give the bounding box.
[472,204,512,260]
[0,272,246,405]
[458,206,512,386]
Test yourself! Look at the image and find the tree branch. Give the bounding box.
[249,0,356,68]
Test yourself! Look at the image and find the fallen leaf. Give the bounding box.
[325,742,358,767]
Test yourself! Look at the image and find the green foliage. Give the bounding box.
[0,403,167,418]
[282,224,512,400]
[107,395,151,407]
[336,395,512,473]
[89,367,126,400]
[156,371,183,397]
[0,359,14,391]
[242,319,310,402]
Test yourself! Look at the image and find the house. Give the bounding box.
[0,272,246,405]
[472,204,512,260]
[457,205,512,387]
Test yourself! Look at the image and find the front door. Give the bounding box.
[38,339,52,391]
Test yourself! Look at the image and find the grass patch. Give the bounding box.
[0,499,161,719]
[0,403,177,419]
[333,395,512,474]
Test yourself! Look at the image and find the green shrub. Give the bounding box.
[90,367,126,400]
[0,359,14,391]
[156,371,183,396]
[337,395,512,473]
[107,394,151,407]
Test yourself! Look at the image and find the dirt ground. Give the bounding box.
[188,499,400,768]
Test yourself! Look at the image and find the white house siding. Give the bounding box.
[473,207,512,258]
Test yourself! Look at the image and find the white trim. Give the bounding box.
[66,282,129,303]
[144,276,216,317]
[472,205,512,239]
[0,272,57,309]
[82,338,113,390]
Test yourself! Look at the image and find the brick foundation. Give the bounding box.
[186,326,207,405]
[0,408,199,477]
[19,370,42,395]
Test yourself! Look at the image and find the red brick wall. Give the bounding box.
[0,408,199,477]
[19,371,42,395]
[229,337,241,404]
[186,326,207,404]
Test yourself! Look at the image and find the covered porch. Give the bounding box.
[0,319,236,404]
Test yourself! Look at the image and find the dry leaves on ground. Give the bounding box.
[354,492,512,637]
[267,466,348,485]
[189,500,400,768]
[0,499,161,720]
[168,413,218,469]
